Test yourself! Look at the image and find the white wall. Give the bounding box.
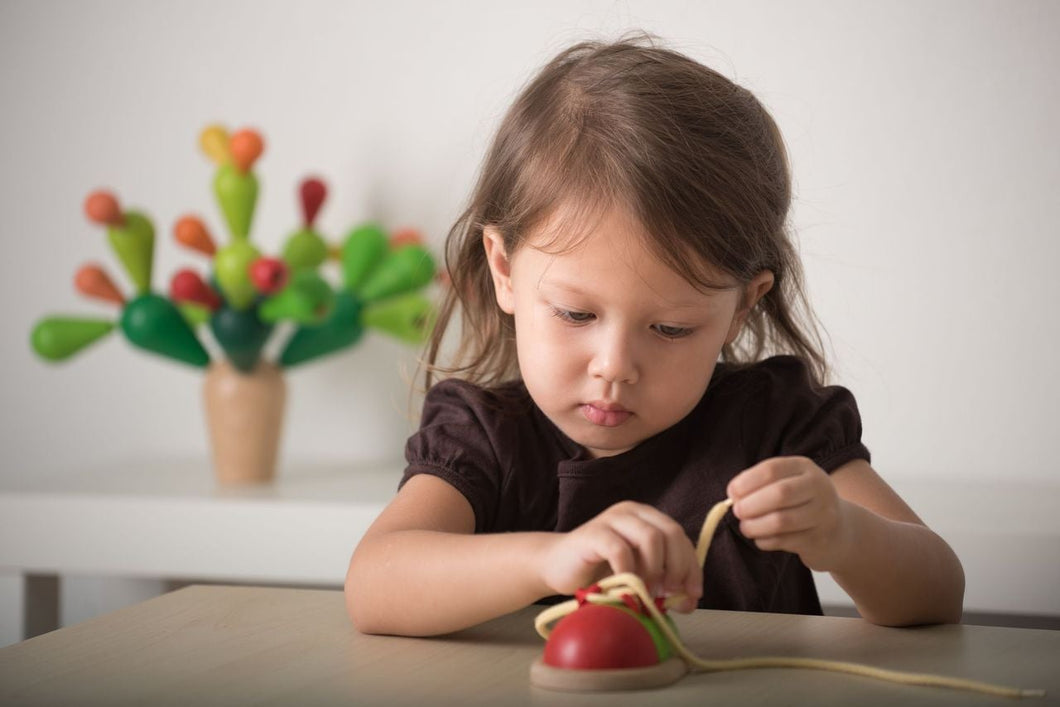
[2,0,1058,491]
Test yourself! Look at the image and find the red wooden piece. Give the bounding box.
[249,257,289,294]
[300,178,326,228]
[542,604,659,670]
[170,269,221,311]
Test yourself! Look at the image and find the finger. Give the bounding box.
[738,499,818,539]
[607,514,667,590]
[679,598,698,613]
[733,474,815,520]
[727,457,802,500]
[602,502,701,600]
[663,536,700,599]
[589,526,637,578]
[750,534,788,553]
[626,505,699,597]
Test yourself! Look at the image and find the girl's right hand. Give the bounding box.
[537,501,702,612]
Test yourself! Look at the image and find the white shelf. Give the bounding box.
[0,460,399,586]
[1,462,1057,646]
[0,460,400,646]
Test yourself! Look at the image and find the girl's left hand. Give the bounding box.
[726,456,854,572]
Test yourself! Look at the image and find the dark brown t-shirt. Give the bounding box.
[400,355,871,615]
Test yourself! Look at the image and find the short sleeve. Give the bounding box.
[400,379,506,532]
[738,356,871,472]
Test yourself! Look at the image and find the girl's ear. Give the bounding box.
[483,226,515,314]
[725,270,775,344]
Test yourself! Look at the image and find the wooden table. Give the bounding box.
[1,585,1056,706]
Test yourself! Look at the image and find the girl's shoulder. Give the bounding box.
[705,354,861,430]
[421,377,534,426]
[706,355,869,470]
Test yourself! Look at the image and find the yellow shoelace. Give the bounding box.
[535,498,1045,699]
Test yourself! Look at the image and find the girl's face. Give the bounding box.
[485,207,773,458]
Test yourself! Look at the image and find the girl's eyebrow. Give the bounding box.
[539,278,728,308]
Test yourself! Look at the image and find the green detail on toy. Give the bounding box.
[121,293,209,367]
[30,317,115,361]
[214,239,261,311]
[282,227,329,271]
[611,605,677,663]
[362,292,434,344]
[279,290,365,368]
[209,303,273,372]
[638,609,677,662]
[178,302,212,327]
[106,211,155,295]
[359,244,435,302]
[259,269,334,325]
[213,163,258,240]
[341,223,389,293]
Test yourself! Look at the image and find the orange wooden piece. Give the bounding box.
[389,228,424,249]
[84,190,124,227]
[74,263,125,305]
[229,129,264,173]
[174,215,217,256]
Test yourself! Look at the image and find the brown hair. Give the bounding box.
[423,33,828,390]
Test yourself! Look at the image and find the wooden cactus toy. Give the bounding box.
[31,124,439,373]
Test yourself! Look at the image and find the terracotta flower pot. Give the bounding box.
[202,360,286,484]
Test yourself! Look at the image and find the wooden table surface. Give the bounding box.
[0,584,1056,706]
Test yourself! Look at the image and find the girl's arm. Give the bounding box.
[828,460,965,625]
[345,474,551,636]
[346,474,703,636]
[728,457,965,626]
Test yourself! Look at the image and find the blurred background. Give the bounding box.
[1,0,1057,632]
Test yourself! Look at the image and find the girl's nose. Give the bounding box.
[587,327,639,385]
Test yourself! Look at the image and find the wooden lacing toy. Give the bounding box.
[531,498,1045,698]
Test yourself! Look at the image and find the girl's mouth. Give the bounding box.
[581,402,632,427]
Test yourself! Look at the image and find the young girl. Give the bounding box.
[345,35,965,637]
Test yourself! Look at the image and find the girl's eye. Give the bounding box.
[653,324,694,339]
[551,308,595,324]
